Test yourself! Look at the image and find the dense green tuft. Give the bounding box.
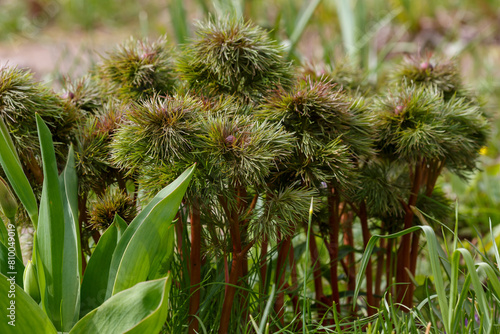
[178,18,293,102]
[97,36,176,100]
[76,101,126,194]
[0,65,79,164]
[88,187,136,230]
[390,54,463,100]
[374,83,488,174]
[111,94,203,174]
[258,77,374,188]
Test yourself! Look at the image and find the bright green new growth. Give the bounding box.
[62,75,105,115]
[178,18,293,102]
[0,66,79,163]
[89,188,136,230]
[374,83,488,175]
[197,114,294,188]
[98,36,176,100]
[258,77,373,188]
[112,94,202,167]
[75,101,126,194]
[390,55,463,100]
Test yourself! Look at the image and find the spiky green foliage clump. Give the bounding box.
[252,185,317,240]
[76,101,126,194]
[178,18,293,102]
[88,188,136,230]
[97,36,176,100]
[111,94,203,176]
[390,55,463,100]
[197,114,295,188]
[258,77,374,187]
[301,61,371,96]
[0,65,79,165]
[374,83,488,174]
[62,75,105,114]
[354,161,407,218]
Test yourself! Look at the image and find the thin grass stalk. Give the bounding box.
[288,242,302,331]
[359,201,375,315]
[375,237,385,298]
[306,222,328,318]
[260,237,268,296]
[188,198,201,334]
[327,187,341,313]
[385,238,393,295]
[302,198,313,332]
[78,193,88,273]
[274,232,292,325]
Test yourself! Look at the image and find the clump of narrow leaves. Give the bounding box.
[0,66,79,165]
[178,18,293,102]
[375,83,488,174]
[390,54,464,100]
[62,75,104,114]
[76,101,126,194]
[89,187,136,230]
[98,36,177,100]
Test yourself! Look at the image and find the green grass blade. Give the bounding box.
[454,249,491,331]
[488,219,500,272]
[334,0,356,58]
[0,116,20,165]
[0,273,57,333]
[0,117,38,227]
[354,224,451,331]
[259,284,276,333]
[169,0,189,44]
[0,215,8,246]
[287,0,322,55]
[302,197,313,333]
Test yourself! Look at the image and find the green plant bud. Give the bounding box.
[23,260,40,303]
[390,55,462,100]
[178,18,293,102]
[89,188,137,230]
[0,177,18,220]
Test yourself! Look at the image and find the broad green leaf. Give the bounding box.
[0,117,38,227]
[35,114,72,331]
[80,215,128,317]
[147,223,174,280]
[0,273,57,334]
[0,116,20,164]
[106,165,195,298]
[0,238,24,287]
[59,145,81,330]
[0,215,8,246]
[70,276,172,334]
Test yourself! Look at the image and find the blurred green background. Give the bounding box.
[0,0,499,235]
